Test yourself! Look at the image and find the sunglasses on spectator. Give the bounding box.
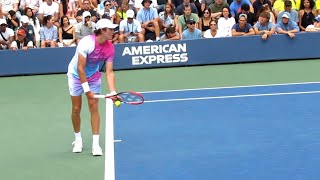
[210,23,216,26]
[188,22,195,25]
[0,24,7,26]
[105,4,111,6]
[204,11,209,14]
[85,16,91,18]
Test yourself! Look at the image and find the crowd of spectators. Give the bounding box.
[1,0,320,50]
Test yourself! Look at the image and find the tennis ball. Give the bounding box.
[114,100,121,107]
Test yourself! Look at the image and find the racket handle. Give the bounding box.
[94,95,106,98]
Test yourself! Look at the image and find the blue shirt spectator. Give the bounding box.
[182,19,202,40]
[136,6,158,23]
[229,0,252,16]
[275,13,299,32]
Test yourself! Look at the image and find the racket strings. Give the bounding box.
[120,93,143,103]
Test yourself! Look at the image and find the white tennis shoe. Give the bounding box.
[72,140,83,153]
[92,145,103,156]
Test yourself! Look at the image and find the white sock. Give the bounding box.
[74,132,82,141]
[156,37,160,41]
[92,135,100,146]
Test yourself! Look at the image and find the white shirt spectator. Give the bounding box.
[119,18,142,34]
[203,29,223,38]
[38,1,59,16]
[11,40,34,48]
[218,17,236,37]
[0,27,14,41]
[20,0,41,11]
[1,0,19,12]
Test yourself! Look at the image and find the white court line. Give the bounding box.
[144,90,320,103]
[140,81,320,94]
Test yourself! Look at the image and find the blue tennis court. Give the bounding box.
[113,82,320,180]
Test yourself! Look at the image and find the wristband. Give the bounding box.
[110,91,117,95]
[81,82,91,93]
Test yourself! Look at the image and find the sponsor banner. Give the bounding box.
[114,42,190,69]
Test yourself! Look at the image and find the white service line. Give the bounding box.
[144,90,320,103]
[140,81,320,94]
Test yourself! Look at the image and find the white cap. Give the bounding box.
[0,19,7,25]
[282,12,290,19]
[20,15,29,23]
[82,11,91,18]
[96,19,118,29]
[126,9,135,18]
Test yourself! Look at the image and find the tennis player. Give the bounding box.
[67,19,118,156]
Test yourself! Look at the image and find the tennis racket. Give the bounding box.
[94,91,144,105]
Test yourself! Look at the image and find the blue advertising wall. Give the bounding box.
[0,33,319,77]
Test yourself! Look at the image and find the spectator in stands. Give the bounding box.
[157,0,167,13]
[235,3,256,26]
[257,4,275,24]
[119,9,144,43]
[201,0,214,13]
[175,0,198,27]
[76,0,98,23]
[0,0,19,18]
[208,0,229,21]
[253,12,275,40]
[160,26,180,41]
[277,1,298,23]
[159,3,175,32]
[305,15,320,31]
[298,0,317,31]
[0,19,14,50]
[217,7,235,37]
[182,18,202,39]
[40,15,58,48]
[20,0,40,15]
[59,0,77,25]
[134,0,158,12]
[75,11,96,44]
[11,29,34,51]
[273,0,297,18]
[136,0,161,41]
[198,7,212,32]
[276,12,300,38]
[100,0,116,22]
[252,0,272,17]
[39,0,60,26]
[6,10,19,32]
[177,5,199,37]
[229,0,253,17]
[24,7,40,47]
[20,15,36,46]
[58,16,76,47]
[231,13,255,36]
[203,19,223,38]
[115,1,129,24]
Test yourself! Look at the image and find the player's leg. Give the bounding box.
[68,75,84,153]
[87,78,103,156]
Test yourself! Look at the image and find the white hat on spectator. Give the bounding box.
[82,11,91,18]
[20,16,29,24]
[282,12,290,19]
[126,10,135,19]
[0,19,7,25]
[96,19,118,29]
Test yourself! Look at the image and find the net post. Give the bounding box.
[104,98,115,180]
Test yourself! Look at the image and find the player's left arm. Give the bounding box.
[106,61,116,93]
